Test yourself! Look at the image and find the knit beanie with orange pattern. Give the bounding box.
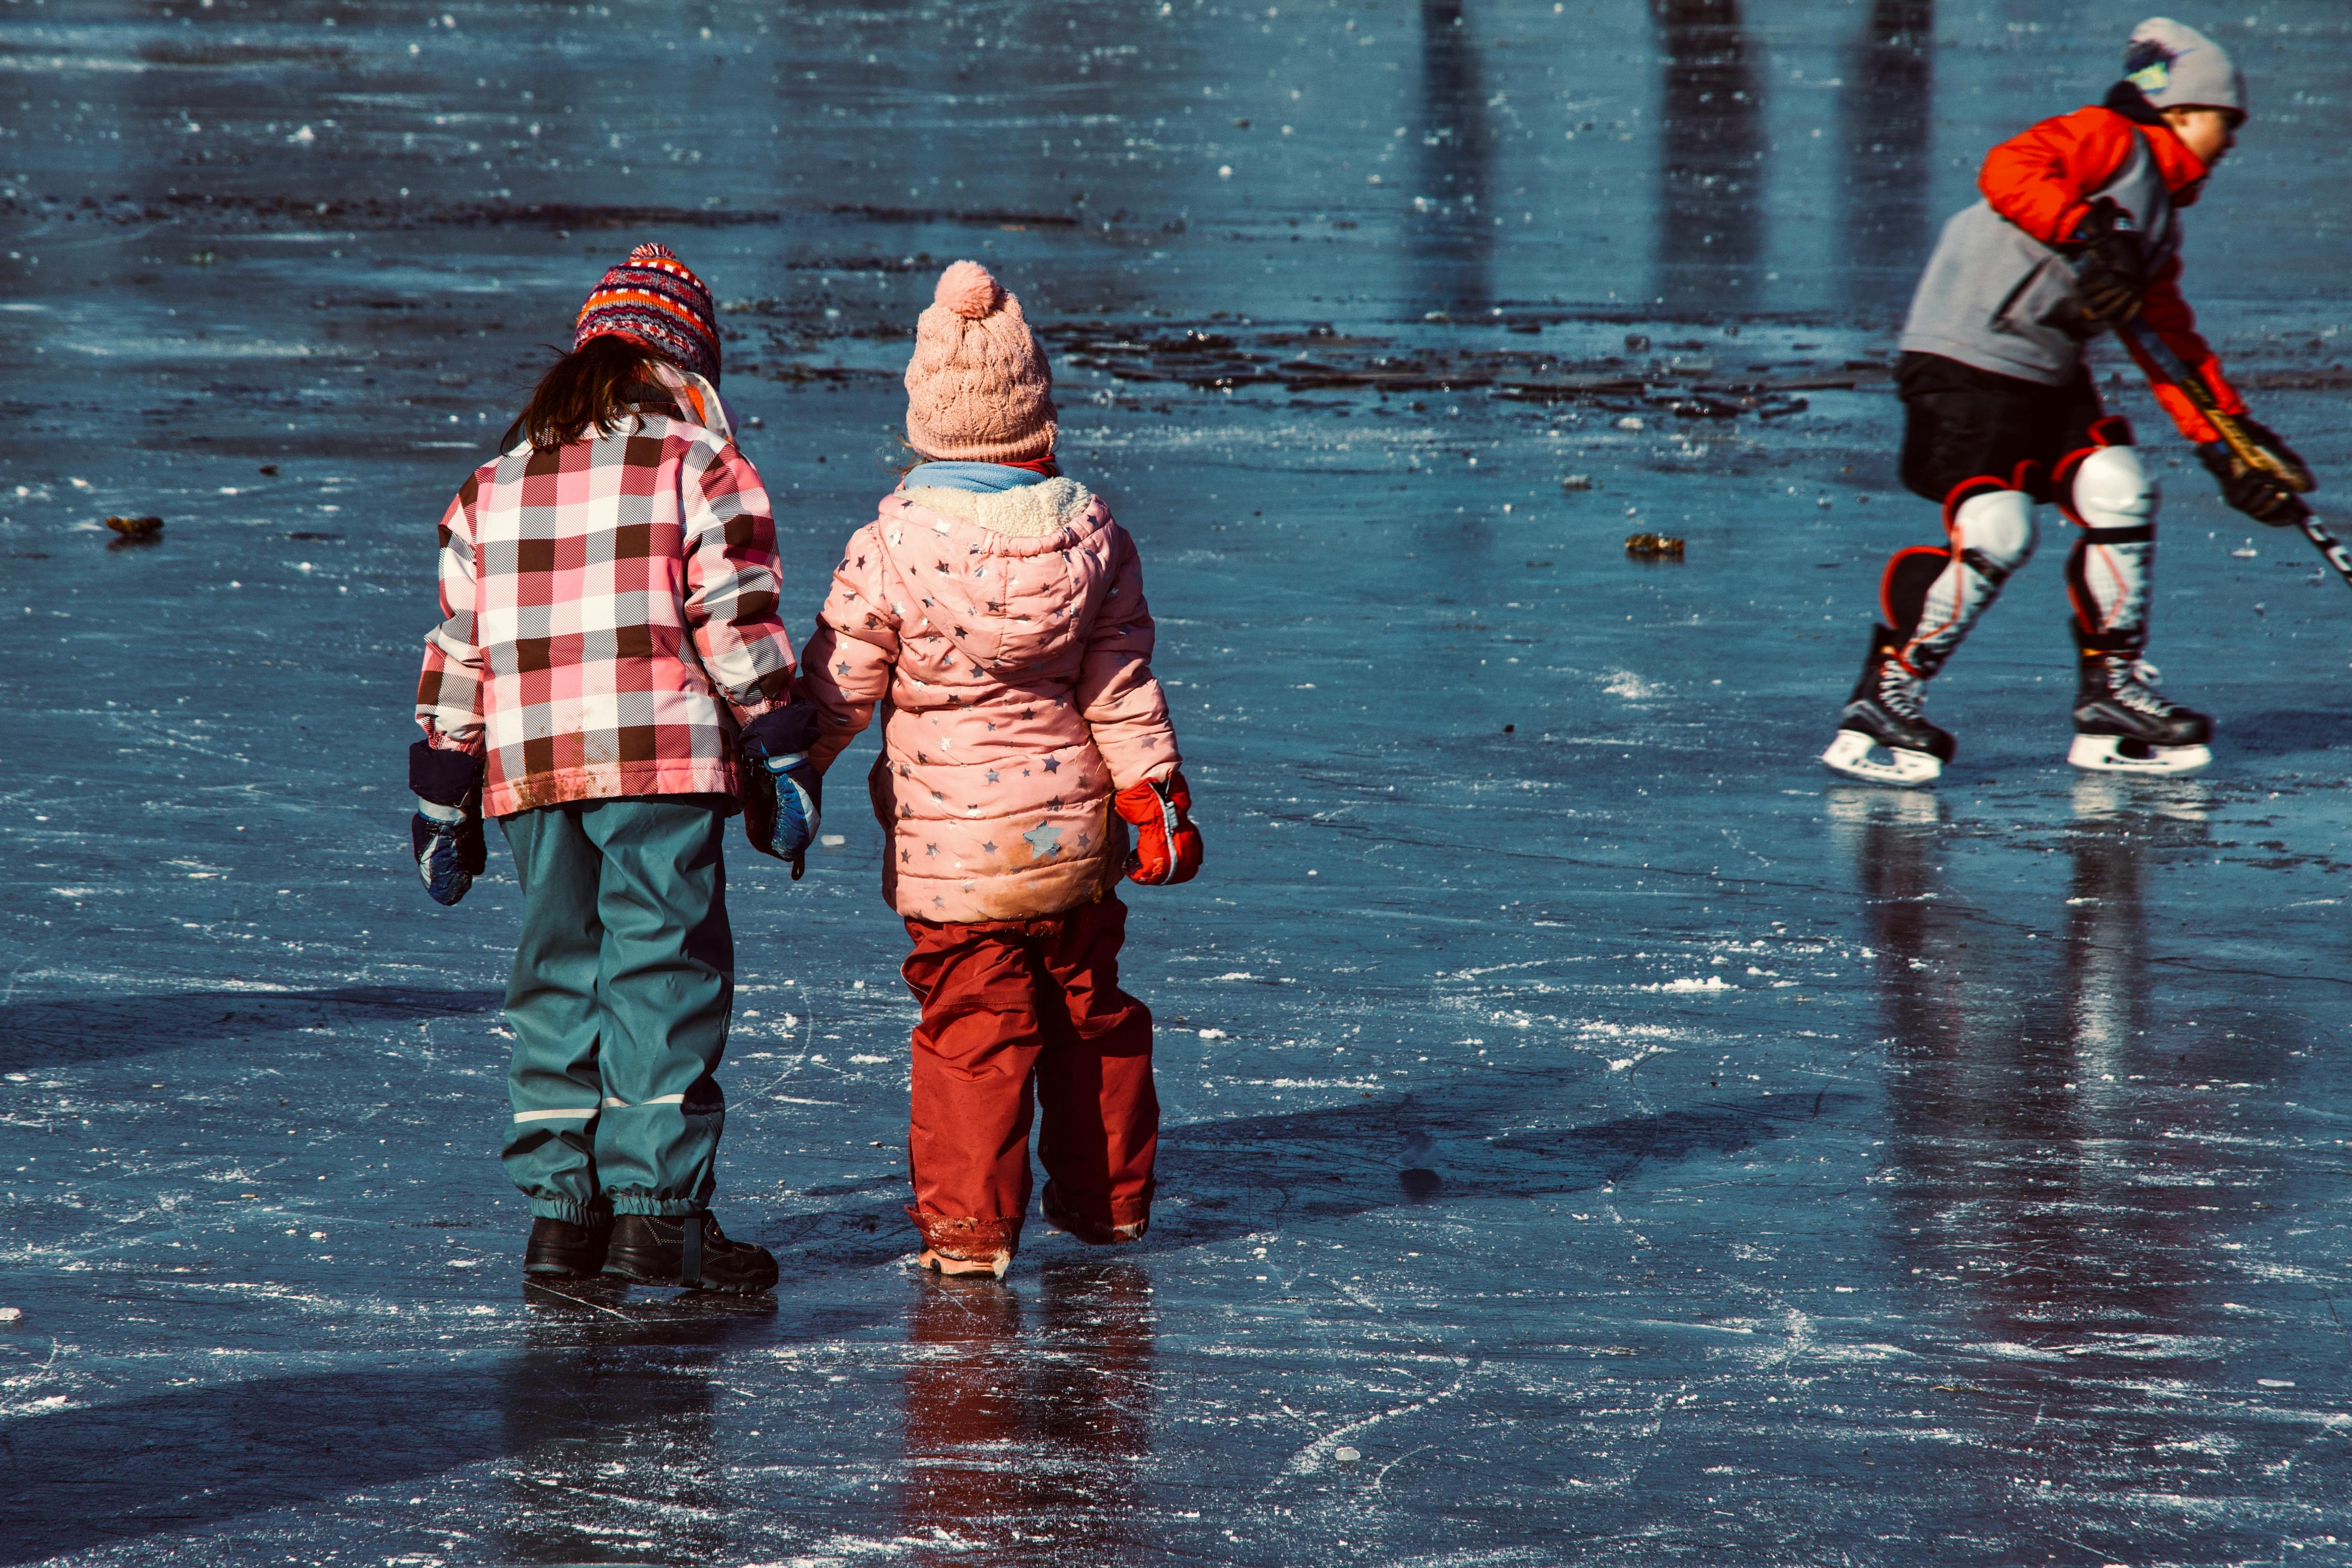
[575,242,722,383]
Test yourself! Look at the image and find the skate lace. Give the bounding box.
[2108,657,2179,717]
[1874,660,1927,720]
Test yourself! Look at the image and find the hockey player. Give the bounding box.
[1823,17,2313,785]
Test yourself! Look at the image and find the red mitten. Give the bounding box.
[1114,772,1203,886]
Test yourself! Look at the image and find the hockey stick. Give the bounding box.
[2113,316,2352,595]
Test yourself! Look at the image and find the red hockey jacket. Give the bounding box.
[1981,104,2243,443]
[1900,103,2244,444]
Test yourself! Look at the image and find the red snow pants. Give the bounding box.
[898,894,1158,1260]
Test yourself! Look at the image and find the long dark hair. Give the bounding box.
[503,334,669,454]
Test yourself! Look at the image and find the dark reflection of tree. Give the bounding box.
[1839,0,1936,308]
[496,1289,772,1564]
[1830,782,2235,1353]
[901,1260,1156,1567]
[1409,0,1492,316]
[1651,0,1764,313]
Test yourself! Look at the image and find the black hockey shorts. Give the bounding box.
[1895,352,2107,505]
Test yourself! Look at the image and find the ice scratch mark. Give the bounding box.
[516,1280,631,1320]
[1274,1369,1469,1480]
[1267,1276,1473,1483]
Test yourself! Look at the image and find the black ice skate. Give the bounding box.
[2067,630,2212,776]
[1821,626,1956,786]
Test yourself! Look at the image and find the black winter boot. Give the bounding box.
[524,1209,613,1277]
[604,1211,779,1294]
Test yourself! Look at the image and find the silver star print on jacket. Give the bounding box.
[792,473,1183,922]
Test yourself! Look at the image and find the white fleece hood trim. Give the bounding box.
[900,476,1093,538]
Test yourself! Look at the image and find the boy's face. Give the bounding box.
[2163,106,2241,167]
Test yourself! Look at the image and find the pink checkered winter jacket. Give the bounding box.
[413,394,796,818]
[798,476,1181,923]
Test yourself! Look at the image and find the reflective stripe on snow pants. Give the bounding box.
[498,796,733,1226]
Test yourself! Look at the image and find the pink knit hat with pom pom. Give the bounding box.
[903,260,1057,463]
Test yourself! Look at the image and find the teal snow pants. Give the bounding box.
[497,797,734,1224]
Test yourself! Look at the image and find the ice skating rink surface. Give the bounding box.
[2,1,2349,1563]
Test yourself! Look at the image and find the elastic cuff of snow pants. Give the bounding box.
[1108,1190,1153,1237]
[608,1193,706,1218]
[528,1196,613,1226]
[907,1208,1024,1260]
[1042,1179,1154,1245]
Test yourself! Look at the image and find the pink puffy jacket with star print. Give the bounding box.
[795,475,1182,923]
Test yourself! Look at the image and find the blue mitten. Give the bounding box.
[409,741,487,907]
[739,705,823,879]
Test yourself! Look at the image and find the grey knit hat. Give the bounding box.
[2124,17,2247,118]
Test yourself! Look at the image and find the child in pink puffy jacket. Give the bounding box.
[796,261,1204,1280]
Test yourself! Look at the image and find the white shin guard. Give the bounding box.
[2066,444,2158,634]
[1903,488,2037,669]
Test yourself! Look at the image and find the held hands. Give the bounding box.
[2201,417,2315,526]
[408,740,486,907]
[739,704,823,879]
[1114,771,1204,886]
[2068,198,2147,329]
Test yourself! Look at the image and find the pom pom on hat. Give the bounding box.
[903,262,1057,464]
[935,259,1002,320]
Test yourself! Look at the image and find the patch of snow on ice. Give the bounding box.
[1603,669,1661,700]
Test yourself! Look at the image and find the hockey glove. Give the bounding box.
[739,703,823,879]
[409,740,486,907]
[2233,415,2315,493]
[2200,422,2313,526]
[2067,199,2146,329]
[1114,771,1203,887]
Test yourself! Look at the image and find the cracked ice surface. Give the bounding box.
[3,0,2352,1564]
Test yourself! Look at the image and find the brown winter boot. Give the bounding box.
[1041,1181,1148,1246]
[602,1211,778,1294]
[523,1208,613,1277]
[916,1247,1012,1280]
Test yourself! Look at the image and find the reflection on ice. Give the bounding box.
[1839,1,1937,303]
[1409,0,1491,318]
[1837,780,2277,1367]
[498,1286,763,1565]
[902,1263,1153,1567]
[1653,0,1764,312]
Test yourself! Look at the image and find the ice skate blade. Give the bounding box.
[1821,728,1942,786]
[2066,733,2212,776]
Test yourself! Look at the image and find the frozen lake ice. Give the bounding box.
[2,0,2350,1562]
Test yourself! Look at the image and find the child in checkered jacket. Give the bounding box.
[408,243,816,1295]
